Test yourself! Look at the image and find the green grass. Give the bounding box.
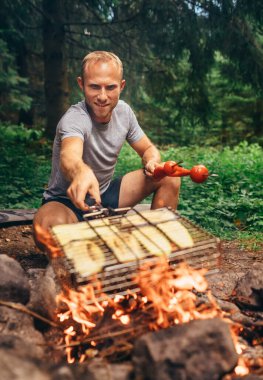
[0,124,262,243]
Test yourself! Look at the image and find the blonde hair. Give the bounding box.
[81,51,123,80]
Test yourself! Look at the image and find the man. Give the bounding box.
[33,51,180,248]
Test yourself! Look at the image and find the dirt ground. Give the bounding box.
[0,224,49,270]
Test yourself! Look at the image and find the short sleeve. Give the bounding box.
[57,109,92,141]
[126,106,145,144]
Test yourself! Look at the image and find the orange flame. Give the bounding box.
[56,258,227,363]
[133,259,219,328]
[34,223,63,258]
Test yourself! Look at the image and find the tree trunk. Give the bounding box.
[253,99,263,138]
[43,0,69,139]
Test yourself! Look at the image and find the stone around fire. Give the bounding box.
[133,318,238,380]
[0,254,30,304]
[233,265,263,309]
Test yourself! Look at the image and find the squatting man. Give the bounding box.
[33,51,180,249]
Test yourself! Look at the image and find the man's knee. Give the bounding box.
[34,202,78,227]
[158,176,181,192]
[169,176,181,191]
[34,210,75,230]
[32,203,78,251]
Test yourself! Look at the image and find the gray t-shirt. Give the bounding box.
[43,99,144,200]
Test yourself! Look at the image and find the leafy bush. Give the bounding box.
[0,123,44,143]
[0,124,51,208]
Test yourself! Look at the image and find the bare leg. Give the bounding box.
[118,169,180,210]
[33,201,78,251]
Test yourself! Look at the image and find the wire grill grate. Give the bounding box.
[50,207,221,294]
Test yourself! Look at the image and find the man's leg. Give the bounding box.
[118,169,180,210]
[33,201,78,251]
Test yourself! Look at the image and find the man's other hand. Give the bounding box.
[144,160,161,177]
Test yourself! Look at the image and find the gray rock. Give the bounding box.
[51,365,75,380]
[234,268,263,309]
[133,318,238,380]
[70,359,109,380]
[214,298,240,313]
[0,254,30,304]
[0,306,46,359]
[208,272,238,299]
[110,363,134,380]
[0,334,44,361]
[27,266,59,321]
[0,346,50,380]
[71,359,133,380]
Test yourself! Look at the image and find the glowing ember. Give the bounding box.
[233,339,250,376]
[234,359,250,376]
[120,315,130,325]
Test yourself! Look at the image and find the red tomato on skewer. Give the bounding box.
[153,165,166,180]
[163,161,177,175]
[190,165,209,183]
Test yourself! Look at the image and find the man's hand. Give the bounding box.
[130,135,162,179]
[60,137,101,211]
[66,167,101,211]
[144,159,161,178]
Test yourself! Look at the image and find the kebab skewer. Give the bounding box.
[152,161,210,183]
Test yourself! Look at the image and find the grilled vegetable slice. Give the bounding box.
[64,239,105,276]
[158,221,194,249]
[132,226,172,256]
[95,226,146,262]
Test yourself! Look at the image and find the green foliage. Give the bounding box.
[0,123,43,143]
[0,37,32,117]
[133,49,262,146]
[134,51,210,145]
[114,142,142,176]
[206,52,263,146]
[1,0,262,143]
[0,124,51,208]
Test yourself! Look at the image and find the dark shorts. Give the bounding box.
[42,177,123,222]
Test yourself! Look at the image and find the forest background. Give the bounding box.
[0,0,262,245]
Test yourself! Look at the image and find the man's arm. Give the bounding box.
[130,135,161,177]
[60,137,101,210]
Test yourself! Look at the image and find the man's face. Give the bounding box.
[77,60,125,123]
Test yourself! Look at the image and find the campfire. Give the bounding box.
[32,207,262,378]
[55,260,221,363]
